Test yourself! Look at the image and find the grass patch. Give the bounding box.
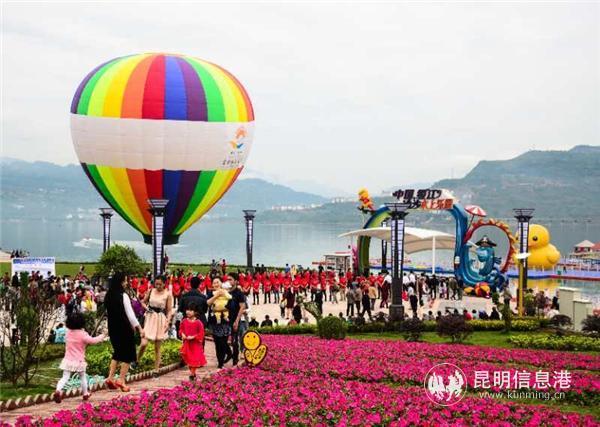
[0,358,63,401]
[0,262,262,277]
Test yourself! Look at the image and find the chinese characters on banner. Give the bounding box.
[391,189,455,210]
[473,370,571,390]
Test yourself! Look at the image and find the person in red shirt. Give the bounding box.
[241,274,251,296]
[172,278,181,301]
[283,272,291,292]
[339,273,347,302]
[369,273,377,286]
[263,274,272,304]
[345,269,354,285]
[319,274,327,301]
[252,276,261,305]
[292,275,300,296]
[201,275,211,294]
[310,272,319,302]
[325,272,337,303]
[138,277,149,300]
[376,273,385,300]
[57,290,72,307]
[270,272,279,304]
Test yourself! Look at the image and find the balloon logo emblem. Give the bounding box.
[70,53,254,245]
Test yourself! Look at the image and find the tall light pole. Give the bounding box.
[243,210,256,272]
[148,199,169,279]
[385,202,410,321]
[514,208,534,317]
[381,218,389,271]
[99,208,114,253]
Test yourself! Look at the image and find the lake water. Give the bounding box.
[1,217,598,301]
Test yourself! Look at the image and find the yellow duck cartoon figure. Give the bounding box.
[515,224,561,269]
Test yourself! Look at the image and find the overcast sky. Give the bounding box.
[2,2,598,194]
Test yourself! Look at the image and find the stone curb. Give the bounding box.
[0,362,183,413]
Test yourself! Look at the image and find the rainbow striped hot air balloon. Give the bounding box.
[70,53,254,244]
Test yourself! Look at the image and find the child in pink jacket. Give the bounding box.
[53,312,105,402]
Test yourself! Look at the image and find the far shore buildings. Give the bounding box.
[571,240,600,261]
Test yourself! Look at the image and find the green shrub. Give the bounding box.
[511,319,544,331]
[436,315,473,343]
[86,340,181,376]
[509,335,600,352]
[252,318,544,337]
[254,324,317,335]
[581,315,600,336]
[317,317,347,340]
[549,315,572,337]
[399,318,425,342]
[348,321,395,334]
[36,344,66,362]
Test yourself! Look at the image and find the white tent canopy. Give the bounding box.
[339,226,456,273]
[339,227,455,253]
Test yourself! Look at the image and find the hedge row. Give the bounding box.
[85,340,181,376]
[509,335,600,352]
[254,317,548,336]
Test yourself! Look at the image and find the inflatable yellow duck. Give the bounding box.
[515,224,561,269]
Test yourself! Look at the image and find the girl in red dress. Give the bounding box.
[179,305,207,381]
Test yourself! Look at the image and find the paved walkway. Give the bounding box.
[246,294,495,325]
[1,345,219,425]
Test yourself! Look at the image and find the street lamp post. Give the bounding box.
[243,210,256,272]
[514,208,534,317]
[99,208,114,253]
[381,218,389,271]
[385,202,410,321]
[148,199,169,279]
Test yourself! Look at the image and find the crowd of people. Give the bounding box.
[9,249,29,258]
[4,260,564,402]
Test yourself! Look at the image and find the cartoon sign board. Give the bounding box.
[242,331,268,367]
[391,188,456,210]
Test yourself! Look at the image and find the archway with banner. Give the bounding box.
[355,189,516,290]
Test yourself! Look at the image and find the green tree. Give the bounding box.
[96,245,145,278]
[0,273,57,385]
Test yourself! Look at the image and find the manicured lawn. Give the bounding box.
[0,262,98,277]
[0,262,252,277]
[0,358,62,401]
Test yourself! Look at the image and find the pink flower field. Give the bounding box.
[9,336,600,426]
[259,337,600,403]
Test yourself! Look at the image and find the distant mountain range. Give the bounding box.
[1,145,598,225]
[0,158,327,222]
[436,145,600,220]
[257,145,600,224]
